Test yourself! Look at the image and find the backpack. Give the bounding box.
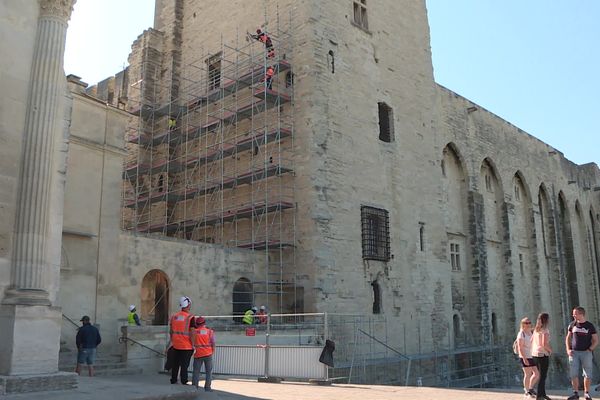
[512,332,522,355]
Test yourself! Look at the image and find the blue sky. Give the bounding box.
[64,1,598,165]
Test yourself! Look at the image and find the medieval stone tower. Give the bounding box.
[112,0,600,363]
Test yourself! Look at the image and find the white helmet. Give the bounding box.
[128,304,136,312]
[179,296,191,308]
[260,305,266,310]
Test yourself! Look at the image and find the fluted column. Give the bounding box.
[3,0,76,305]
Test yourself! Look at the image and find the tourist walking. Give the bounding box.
[516,316,539,398]
[532,313,552,400]
[566,306,598,400]
[191,316,215,392]
[75,315,101,377]
[168,296,194,384]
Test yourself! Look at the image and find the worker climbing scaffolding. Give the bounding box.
[248,28,275,59]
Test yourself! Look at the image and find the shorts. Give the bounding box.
[77,348,97,365]
[569,350,593,379]
[520,358,536,368]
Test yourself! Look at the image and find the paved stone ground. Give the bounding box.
[0,374,585,400]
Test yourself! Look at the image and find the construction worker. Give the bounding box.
[168,117,177,131]
[257,305,268,324]
[264,65,275,90]
[128,304,141,326]
[249,28,275,59]
[167,296,194,384]
[243,306,257,325]
[191,316,215,392]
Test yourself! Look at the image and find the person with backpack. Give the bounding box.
[516,316,540,398]
[532,313,553,400]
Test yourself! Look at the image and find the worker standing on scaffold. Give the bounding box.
[249,28,275,59]
[264,65,275,90]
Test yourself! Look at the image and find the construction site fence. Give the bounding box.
[121,312,520,386]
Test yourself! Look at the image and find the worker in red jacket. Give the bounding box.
[167,296,194,384]
[250,28,275,58]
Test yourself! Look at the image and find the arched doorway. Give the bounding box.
[141,269,170,325]
[232,278,253,322]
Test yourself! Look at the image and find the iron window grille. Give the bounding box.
[361,206,390,261]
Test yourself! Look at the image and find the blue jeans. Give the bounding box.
[77,348,96,365]
[192,355,213,389]
[569,350,594,379]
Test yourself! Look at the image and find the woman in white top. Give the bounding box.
[517,317,540,398]
[532,313,552,400]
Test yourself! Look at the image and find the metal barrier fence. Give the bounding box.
[122,312,520,386]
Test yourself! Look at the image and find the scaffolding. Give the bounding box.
[121,14,297,315]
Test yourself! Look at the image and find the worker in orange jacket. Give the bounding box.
[191,316,215,391]
[168,296,194,384]
[264,65,275,90]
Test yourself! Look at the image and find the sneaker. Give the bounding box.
[568,392,580,400]
[584,393,592,400]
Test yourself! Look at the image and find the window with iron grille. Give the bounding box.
[361,206,390,261]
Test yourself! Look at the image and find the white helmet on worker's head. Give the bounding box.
[128,304,136,312]
[179,296,191,309]
[252,306,258,312]
[260,305,266,310]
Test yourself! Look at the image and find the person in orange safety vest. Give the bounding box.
[168,296,194,385]
[264,65,275,90]
[191,316,215,392]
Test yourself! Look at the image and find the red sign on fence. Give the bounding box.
[245,328,256,336]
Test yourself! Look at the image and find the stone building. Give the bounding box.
[111,0,600,353]
[1,0,599,392]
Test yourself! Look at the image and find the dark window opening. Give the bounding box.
[285,72,294,87]
[157,174,165,193]
[419,224,425,251]
[371,281,381,314]
[327,50,335,73]
[353,0,368,30]
[491,312,498,343]
[207,53,221,91]
[453,314,460,340]
[232,278,253,323]
[361,206,390,261]
[378,102,394,142]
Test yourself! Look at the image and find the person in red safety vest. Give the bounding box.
[250,28,275,59]
[191,316,215,392]
[167,296,194,385]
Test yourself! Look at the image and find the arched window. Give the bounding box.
[233,278,253,322]
[141,269,170,325]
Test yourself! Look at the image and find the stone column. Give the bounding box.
[0,0,76,382]
[3,0,75,306]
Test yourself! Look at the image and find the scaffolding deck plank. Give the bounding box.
[134,200,294,233]
[185,127,292,168]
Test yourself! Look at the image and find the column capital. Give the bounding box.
[39,0,76,21]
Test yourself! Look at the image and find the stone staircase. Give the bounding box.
[59,342,143,376]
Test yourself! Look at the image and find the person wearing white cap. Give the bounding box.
[127,304,141,326]
[167,296,194,384]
